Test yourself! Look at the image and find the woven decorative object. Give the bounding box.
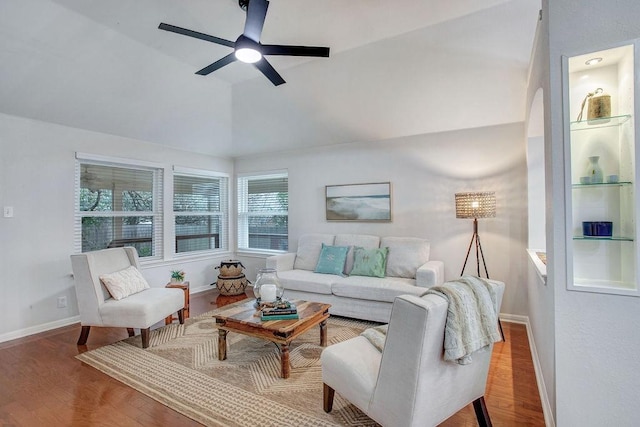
[216,274,249,296]
[214,260,249,295]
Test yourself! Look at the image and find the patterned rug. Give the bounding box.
[76,311,381,427]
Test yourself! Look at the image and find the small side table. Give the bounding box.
[165,281,190,325]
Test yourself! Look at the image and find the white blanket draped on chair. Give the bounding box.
[425,275,502,364]
[361,275,501,364]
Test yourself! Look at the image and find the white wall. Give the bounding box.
[545,0,640,425]
[0,113,235,342]
[235,122,529,316]
[524,13,557,425]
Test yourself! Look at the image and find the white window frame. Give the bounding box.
[74,152,164,261]
[172,166,229,256]
[237,170,288,253]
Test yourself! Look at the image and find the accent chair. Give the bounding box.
[321,280,505,427]
[70,246,185,348]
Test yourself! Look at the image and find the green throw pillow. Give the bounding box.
[350,246,389,278]
[314,244,349,275]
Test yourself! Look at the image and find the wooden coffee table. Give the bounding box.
[213,299,331,379]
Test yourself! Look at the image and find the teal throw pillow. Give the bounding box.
[350,246,389,278]
[314,244,349,276]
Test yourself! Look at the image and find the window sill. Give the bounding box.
[526,248,547,285]
[140,250,234,267]
[236,249,288,258]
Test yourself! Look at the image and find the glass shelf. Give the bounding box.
[573,235,634,242]
[572,181,632,188]
[570,114,631,131]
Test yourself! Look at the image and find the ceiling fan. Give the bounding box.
[158,0,330,86]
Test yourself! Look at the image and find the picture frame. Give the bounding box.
[325,182,392,222]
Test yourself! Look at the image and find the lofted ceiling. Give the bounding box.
[0,0,541,157]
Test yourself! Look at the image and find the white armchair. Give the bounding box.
[321,280,505,427]
[70,247,185,348]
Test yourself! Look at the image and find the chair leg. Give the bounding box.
[323,383,335,413]
[177,308,184,324]
[127,328,135,337]
[473,396,492,427]
[141,328,150,348]
[77,326,91,345]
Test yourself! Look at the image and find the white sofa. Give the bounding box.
[266,234,445,322]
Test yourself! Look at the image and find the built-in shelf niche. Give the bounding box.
[564,42,639,296]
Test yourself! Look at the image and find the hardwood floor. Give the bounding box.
[0,290,545,426]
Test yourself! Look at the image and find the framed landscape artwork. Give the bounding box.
[325,182,392,222]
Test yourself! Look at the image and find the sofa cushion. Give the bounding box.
[350,247,389,278]
[381,237,430,279]
[99,265,150,301]
[315,244,349,275]
[277,270,334,295]
[294,234,335,271]
[331,275,425,303]
[335,234,380,275]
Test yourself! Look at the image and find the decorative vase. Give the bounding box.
[587,156,604,184]
[253,268,283,303]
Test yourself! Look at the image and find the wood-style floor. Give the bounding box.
[0,290,545,426]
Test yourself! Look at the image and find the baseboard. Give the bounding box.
[0,315,80,344]
[500,315,556,427]
[1,286,218,345]
[191,284,216,295]
[499,312,528,324]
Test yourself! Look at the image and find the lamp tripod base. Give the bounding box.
[460,218,489,278]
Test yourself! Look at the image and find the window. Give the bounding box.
[237,172,288,251]
[173,167,229,254]
[75,154,163,259]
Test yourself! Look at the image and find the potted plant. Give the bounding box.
[170,269,186,283]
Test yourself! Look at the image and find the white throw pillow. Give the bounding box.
[99,265,150,300]
[293,234,335,271]
[381,237,430,279]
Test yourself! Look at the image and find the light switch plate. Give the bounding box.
[3,206,13,218]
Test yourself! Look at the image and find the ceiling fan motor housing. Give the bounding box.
[239,0,250,12]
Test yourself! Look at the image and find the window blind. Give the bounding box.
[173,173,229,254]
[74,158,163,260]
[237,172,288,251]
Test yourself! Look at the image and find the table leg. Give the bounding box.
[280,343,290,379]
[218,329,227,361]
[320,319,328,347]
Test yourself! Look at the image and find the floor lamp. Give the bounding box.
[455,191,505,341]
[455,192,496,277]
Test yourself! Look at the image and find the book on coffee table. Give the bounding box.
[260,302,298,320]
[261,302,297,315]
[260,312,300,321]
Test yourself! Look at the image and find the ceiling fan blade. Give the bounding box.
[243,0,269,42]
[261,44,330,57]
[254,58,285,86]
[159,23,235,48]
[196,53,237,75]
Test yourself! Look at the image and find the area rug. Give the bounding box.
[76,311,381,427]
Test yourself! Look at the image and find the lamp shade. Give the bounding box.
[455,192,496,219]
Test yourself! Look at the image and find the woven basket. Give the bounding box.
[216,260,245,278]
[216,274,249,296]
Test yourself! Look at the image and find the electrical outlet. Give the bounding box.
[57,296,67,308]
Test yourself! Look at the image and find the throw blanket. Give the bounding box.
[361,324,388,352]
[426,276,501,364]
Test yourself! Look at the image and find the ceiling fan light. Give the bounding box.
[235,47,262,63]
